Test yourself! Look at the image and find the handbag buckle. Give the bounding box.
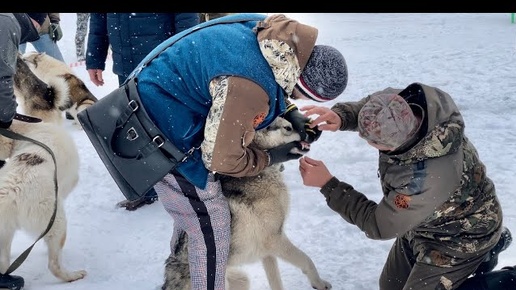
[128,100,139,111]
[126,127,139,141]
[152,135,164,148]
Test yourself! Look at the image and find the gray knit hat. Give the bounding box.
[295,45,348,102]
[358,94,419,149]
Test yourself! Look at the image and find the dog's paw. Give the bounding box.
[311,279,332,290]
[56,269,87,282]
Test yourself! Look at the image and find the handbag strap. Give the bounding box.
[117,78,189,163]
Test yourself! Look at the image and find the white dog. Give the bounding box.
[162,117,331,290]
[0,120,87,282]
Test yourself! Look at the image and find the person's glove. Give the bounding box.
[282,104,322,143]
[49,22,63,42]
[266,141,304,166]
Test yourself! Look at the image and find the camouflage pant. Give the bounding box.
[379,236,493,290]
[75,13,89,61]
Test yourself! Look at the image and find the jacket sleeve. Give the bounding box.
[85,13,109,71]
[320,151,462,240]
[173,13,200,33]
[0,14,19,124]
[201,76,271,178]
[48,13,60,23]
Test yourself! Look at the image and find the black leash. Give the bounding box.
[0,114,58,289]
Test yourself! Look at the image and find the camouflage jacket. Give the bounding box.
[321,82,503,257]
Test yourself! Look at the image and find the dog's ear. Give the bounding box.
[21,53,36,66]
[35,52,46,63]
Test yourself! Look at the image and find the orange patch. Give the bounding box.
[394,194,411,209]
[253,112,266,128]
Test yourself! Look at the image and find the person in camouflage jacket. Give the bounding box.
[298,82,512,290]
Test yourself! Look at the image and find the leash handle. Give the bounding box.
[0,127,58,275]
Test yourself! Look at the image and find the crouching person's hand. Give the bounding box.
[299,156,334,188]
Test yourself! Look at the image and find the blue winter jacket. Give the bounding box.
[86,13,199,79]
[136,14,286,189]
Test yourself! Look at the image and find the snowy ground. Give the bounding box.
[11,13,516,290]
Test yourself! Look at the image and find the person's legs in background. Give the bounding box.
[75,13,89,62]
[19,34,64,62]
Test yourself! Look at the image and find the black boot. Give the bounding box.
[474,227,512,275]
[0,274,25,290]
[458,265,516,290]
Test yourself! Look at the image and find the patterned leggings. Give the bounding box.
[155,172,230,290]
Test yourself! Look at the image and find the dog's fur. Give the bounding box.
[21,52,98,127]
[162,117,331,290]
[13,53,69,124]
[0,120,87,282]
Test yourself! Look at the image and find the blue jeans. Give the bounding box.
[19,34,65,62]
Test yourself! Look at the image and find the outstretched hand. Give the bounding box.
[299,156,333,188]
[299,105,342,132]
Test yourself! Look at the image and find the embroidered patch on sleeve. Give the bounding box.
[394,193,411,209]
[253,112,266,128]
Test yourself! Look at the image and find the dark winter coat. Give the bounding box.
[322,82,503,261]
[0,13,40,126]
[86,13,199,79]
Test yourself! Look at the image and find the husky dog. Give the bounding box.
[13,53,69,124]
[162,117,331,290]
[0,119,87,282]
[21,51,98,127]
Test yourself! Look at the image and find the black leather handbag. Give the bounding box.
[77,78,187,201]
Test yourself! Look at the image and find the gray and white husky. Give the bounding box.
[162,117,331,290]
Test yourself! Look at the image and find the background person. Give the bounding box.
[0,13,45,130]
[85,12,200,210]
[0,12,45,286]
[75,13,89,62]
[19,13,64,62]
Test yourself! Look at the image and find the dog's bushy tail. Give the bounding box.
[162,231,190,290]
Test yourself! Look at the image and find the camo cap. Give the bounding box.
[358,93,419,149]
